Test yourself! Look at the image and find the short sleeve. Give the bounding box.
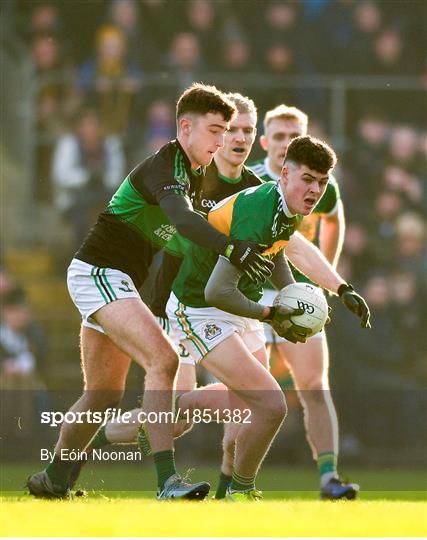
[315,176,340,215]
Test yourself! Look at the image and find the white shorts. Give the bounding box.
[156,315,195,366]
[67,258,140,334]
[166,292,266,364]
[261,288,324,344]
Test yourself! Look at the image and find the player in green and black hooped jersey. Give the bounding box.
[27,84,273,502]
[248,104,356,501]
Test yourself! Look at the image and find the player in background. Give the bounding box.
[64,93,270,490]
[248,105,352,500]
[27,84,274,501]
[166,136,370,501]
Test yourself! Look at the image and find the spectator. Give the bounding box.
[167,32,203,92]
[394,212,427,280]
[370,27,414,75]
[132,99,175,160]
[184,0,221,68]
[221,40,252,74]
[79,25,142,134]
[109,0,159,69]
[0,285,47,387]
[343,223,371,280]
[390,271,426,378]
[32,34,77,201]
[52,108,125,245]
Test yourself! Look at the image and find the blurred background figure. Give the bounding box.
[31,34,77,201]
[79,25,142,134]
[167,32,203,92]
[52,108,125,246]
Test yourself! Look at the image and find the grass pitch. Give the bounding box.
[1,464,426,536]
[1,497,426,537]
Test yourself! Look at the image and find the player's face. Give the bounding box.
[261,118,305,172]
[216,112,257,167]
[281,162,329,215]
[185,112,229,167]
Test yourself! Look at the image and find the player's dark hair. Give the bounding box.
[284,135,337,173]
[176,83,237,122]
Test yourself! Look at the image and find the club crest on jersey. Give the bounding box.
[203,323,222,341]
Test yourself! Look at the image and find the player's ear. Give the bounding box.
[179,116,192,135]
[260,134,268,151]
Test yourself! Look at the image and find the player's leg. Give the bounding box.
[27,326,131,498]
[201,335,286,497]
[278,335,337,460]
[94,298,178,452]
[215,345,270,498]
[278,334,359,499]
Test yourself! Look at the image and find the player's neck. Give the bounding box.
[176,136,201,169]
[267,157,282,177]
[214,155,243,179]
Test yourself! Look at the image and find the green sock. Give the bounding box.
[45,454,76,490]
[153,450,177,490]
[318,451,337,484]
[230,471,256,492]
[137,424,152,456]
[215,472,232,499]
[90,426,110,449]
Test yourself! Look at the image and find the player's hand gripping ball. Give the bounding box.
[273,283,329,338]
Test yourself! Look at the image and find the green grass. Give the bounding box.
[1,464,426,536]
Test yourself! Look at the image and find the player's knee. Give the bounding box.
[83,389,123,412]
[299,378,328,405]
[222,434,236,459]
[265,392,288,425]
[174,420,193,439]
[150,345,179,382]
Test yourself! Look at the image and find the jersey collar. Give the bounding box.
[175,139,204,175]
[265,157,281,182]
[277,182,296,218]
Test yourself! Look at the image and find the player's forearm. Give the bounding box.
[204,256,268,320]
[159,195,228,254]
[319,201,345,268]
[270,252,296,290]
[285,232,345,294]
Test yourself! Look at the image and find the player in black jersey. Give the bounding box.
[27,85,274,501]
[61,93,271,487]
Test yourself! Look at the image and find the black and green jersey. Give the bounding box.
[247,158,341,284]
[76,140,202,288]
[150,162,262,316]
[172,182,303,308]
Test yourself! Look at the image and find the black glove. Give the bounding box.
[338,283,371,328]
[224,240,274,285]
[264,305,311,343]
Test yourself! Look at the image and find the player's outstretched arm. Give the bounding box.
[159,194,274,284]
[286,232,371,328]
[204,256,308,342]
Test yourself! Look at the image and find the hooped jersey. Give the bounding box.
[150,162,262,316]
[247,158,341,283]
[172,181,303,308]
[75,140,202,288]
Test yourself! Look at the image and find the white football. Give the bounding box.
[273,283,329,336]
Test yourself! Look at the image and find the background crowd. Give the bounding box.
[1,0,426,465]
